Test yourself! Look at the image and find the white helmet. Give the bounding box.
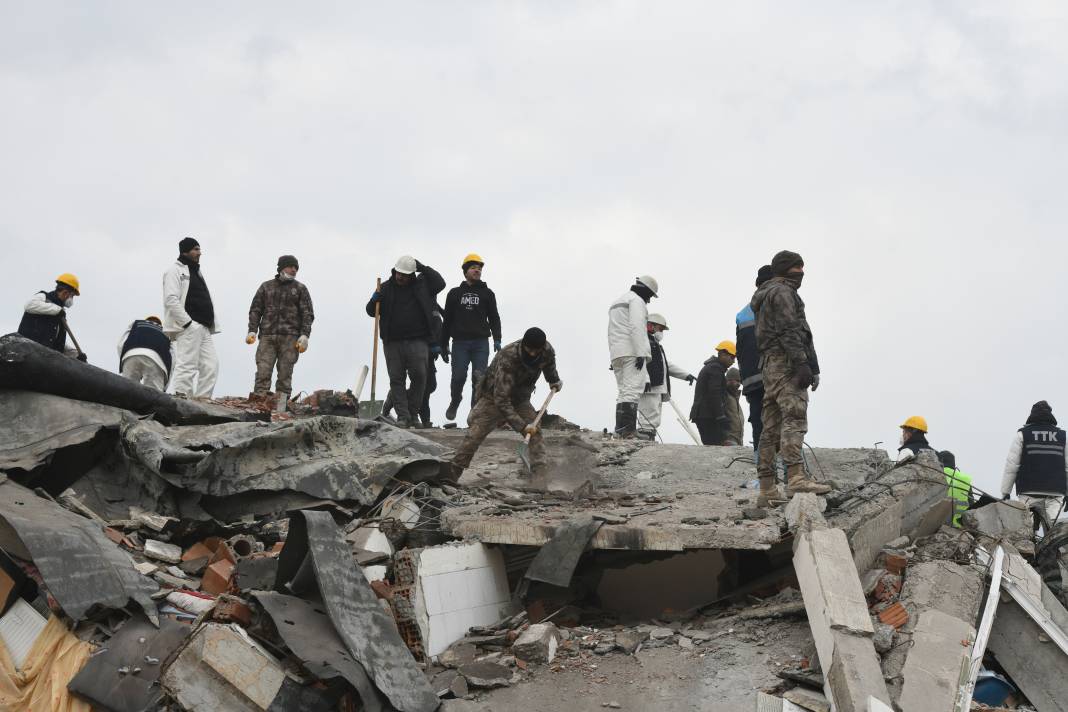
[647,313,669,329]
[636,275,659,296]
[394,255,418,275]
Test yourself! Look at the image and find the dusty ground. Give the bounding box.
[440,618,812,712]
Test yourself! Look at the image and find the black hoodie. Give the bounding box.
[441,280,502,345]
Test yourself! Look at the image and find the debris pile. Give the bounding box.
[0,335,1066,711]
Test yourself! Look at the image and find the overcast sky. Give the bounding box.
[4,2,1068,495]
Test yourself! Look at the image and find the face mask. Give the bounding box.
[785,272,804,289]
[520,349,540,368]
[64,297,74,308]
[899,430,907,447]
[279,272,295,282]
[653,331,665,342]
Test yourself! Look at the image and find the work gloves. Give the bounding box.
[523,423,539,437]
[685,374,696,385]
[1002,494,1010,501]
[246,333,256,344]
[369,291,381,302]
[431,345,442,361]
[635,357,645,370]
[76,352,88,362]
[811,373,820,391]
[792,363,815,389]
[550,380,563,393]
[493,340,502,352]
[441,349,450,364]
[296,335,309,353]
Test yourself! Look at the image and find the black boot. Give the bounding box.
[445,399,460,421]
[614,402,638,438]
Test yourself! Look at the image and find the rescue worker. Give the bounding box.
[366,256,445,428]
[383,301,444,427]
[690,341,736,446]
[1001,400,1068,531]
[608,275,659,438]
[736,265,773,451]
[751,250,829,505]
[939,451,973,528]
[637,313,695,440]
[164,237,220,398]
[450,327,563,480]
[896,416,935,462]
[246,255,315,408]
[118,316,171,391]
[17,273,86,360]
[724,367,745,446]
[441,253,502,421]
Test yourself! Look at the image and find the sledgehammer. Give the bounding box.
[518,389,556,472]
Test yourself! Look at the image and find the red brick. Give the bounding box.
[200,559,235,595]
[878,602,908,629]
[213,596,252,626]
[883,553,908,576]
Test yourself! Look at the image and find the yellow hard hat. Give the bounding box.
[461,253,484,268]
[900,416,928,433]
[56,273,80,295]
[715,340,737,356]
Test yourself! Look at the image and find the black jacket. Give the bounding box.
[18,290,67,352]
[899,432,935,457]
[365,262,446,343]
[690,357,727,421]
[441,280,502,346]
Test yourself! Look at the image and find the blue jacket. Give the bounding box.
[735,304,762,395]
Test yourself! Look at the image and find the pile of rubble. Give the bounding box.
[0,334,1066,712]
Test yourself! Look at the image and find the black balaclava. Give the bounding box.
[755,265,773,287]
[521,327,546,367]
[1026,400,1058,426]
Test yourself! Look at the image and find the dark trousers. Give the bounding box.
[450,338,490,405]
[693,418,724,446]
[383,352,437,424]
[746,388,764,452]
[383,339,429,422]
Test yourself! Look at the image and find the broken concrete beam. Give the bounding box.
[897,610,974,712]
[848,499,903,573]
[161,623,286,711]
[785,493,827,531]
[794,527,890,711]
[143,539,183,564]
[458,661,512,688]
[347,525,395,557]
[961,501,1030,539]
[511,622,560,664]
[987,596,1068,712]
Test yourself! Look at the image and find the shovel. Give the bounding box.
[361,279,384,419]
[60,316,86,360]
[518,389,556,472]
[666,396,702,445]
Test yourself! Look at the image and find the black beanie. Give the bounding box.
[277,254,299,271]
[938,450,956,469]
[771,250,804,276]
[178,237,200,254]
[755,265,773,287]
[522,327,547,349]
[1026,400,1057,426]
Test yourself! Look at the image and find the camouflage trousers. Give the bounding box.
[757,352,808,478]
[254,334,300,397]
[452,398,545,471]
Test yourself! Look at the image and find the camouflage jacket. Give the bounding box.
[750,277,819,373]
[477,340,561,431]
[248,276,315,337]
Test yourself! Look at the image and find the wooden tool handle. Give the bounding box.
[524,389,556,444]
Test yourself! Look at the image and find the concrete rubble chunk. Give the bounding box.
[961,501,1030,539]
[871,623,894,654]
[512,622,560,664]
[459,661,512,688]
[161,623,286,711]
[794,527,890,712]
[615,629,649,654]
[439,642,478,669]
[783,687,830,712]
[785,493,827,531]
[897,610,974,712]
[144,539,182,564]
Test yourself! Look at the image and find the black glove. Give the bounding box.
[635,357,645,370]
[792,363,814,389]
[1002,494,1010,501]
[415,260,426,272]
[76,352,88,362]
[441,350,450,364]
[685,374,696,385]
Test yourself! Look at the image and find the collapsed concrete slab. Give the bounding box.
[897,610,973,712]
[793,527,891,711]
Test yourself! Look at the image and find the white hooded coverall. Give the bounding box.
[608,290,652,404]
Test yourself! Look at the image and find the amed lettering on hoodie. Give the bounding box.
[442,281,502,345]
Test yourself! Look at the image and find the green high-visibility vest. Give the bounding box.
[944,467,973,527]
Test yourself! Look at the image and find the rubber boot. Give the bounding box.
[756,475,786,508]
[615,402,638,438]
[445,399,460,421]
[786,463,832,495]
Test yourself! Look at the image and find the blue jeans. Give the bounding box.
[450,338,490,405]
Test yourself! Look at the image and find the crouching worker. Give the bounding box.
[449,327,563,481]
[118,316,171,391]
